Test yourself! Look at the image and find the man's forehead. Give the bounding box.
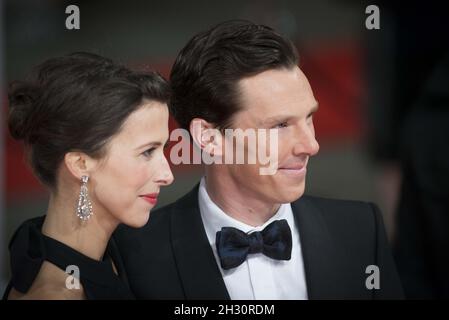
[238,66,303,87]
[235,67,315,116]
[238,67,311,100]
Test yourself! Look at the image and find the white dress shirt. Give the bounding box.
[198,177,308,300]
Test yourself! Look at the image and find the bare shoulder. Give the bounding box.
[19,282,85,300]
[19,285,68,300]
[7,284,70,300]
[7,287,26,300]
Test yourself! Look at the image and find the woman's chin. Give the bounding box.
[123,211,151,229]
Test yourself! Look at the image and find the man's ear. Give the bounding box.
[189,118,223,157]
[64,152,98,181]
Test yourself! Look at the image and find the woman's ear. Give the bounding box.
[189,118,223,157]
[63,152,98,180]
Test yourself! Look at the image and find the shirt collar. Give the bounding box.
[198,177,295,245]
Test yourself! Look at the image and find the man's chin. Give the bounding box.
[277,184,306,203]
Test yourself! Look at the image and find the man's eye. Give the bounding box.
[273,122,288,129]
[307,113,315,123]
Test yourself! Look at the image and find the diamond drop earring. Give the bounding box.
[76,175,93,221]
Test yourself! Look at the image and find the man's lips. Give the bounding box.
[279,164,306,170]
[278,164,307,175]
[139,193,159,205]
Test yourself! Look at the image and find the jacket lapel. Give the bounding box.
[170,184,230,299]
[170,185,350,299]
[291,196,349,299]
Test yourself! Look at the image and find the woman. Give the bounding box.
[4,52,174,299]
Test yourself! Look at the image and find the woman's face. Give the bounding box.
[90,100,174,228]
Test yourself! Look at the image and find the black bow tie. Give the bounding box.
[215,219,292,270]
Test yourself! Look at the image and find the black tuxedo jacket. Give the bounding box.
[112,184,404,299]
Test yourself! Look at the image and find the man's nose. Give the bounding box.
[293,125,319,156]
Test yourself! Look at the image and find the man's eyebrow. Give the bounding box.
[259,115,296,126]
[259,102,319,126]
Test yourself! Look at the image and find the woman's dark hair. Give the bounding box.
[8,52,170,189]
[169,20,298,130]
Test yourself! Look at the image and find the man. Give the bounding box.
[112,20,403,299]
[5,20,403,300]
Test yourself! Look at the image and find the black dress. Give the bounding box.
[2,216,134,300]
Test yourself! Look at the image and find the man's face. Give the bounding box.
[222,66,319,204]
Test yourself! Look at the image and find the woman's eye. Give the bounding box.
[142,148,156,158]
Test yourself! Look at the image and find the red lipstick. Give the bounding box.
[140,193,159,205]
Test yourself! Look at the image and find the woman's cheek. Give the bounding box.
[133,161,154,187]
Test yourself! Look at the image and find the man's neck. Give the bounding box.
[204,172,280,227]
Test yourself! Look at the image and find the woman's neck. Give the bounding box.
[42,191,119,261]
